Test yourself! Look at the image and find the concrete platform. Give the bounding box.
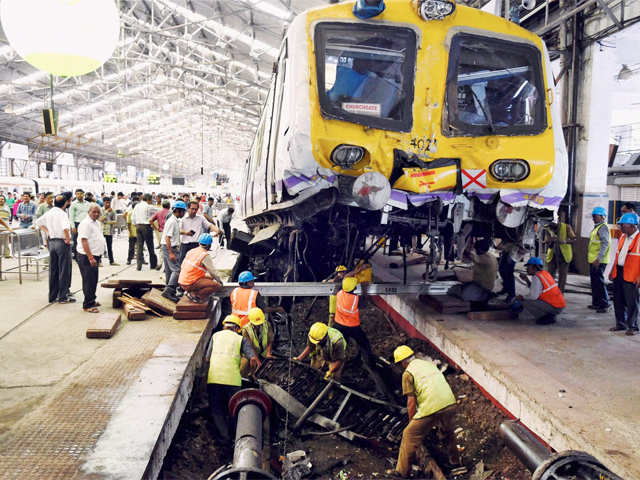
[0,237,236,479]
[371,252,640,479]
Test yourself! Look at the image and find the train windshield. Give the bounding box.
[315,23,416,132]
[444,33,547,137]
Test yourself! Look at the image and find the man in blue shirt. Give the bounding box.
[16,192,36,228]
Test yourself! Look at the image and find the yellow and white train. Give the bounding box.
[239,0,567,277]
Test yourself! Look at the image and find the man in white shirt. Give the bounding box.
[161,201,187,302]
[608,213,640,335]
[36,195,75,304]
[132,193,158,271]
[77,205,106,312]
[179,200,218,264]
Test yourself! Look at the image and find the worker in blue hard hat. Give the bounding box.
[512,257,566,325]
[177,233,223,303]
[230,270,285,327]
[588,206,611,313]
[608,213,640,335]
[161,201,188,302]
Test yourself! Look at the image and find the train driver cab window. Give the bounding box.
[444,33,547,137]
[315,23,416,132]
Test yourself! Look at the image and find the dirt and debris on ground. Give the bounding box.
[159,297,531,480]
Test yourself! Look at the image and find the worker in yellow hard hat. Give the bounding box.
[242,307,274,372]
[294,322,347,380]
[389,346,458,479]
[204,314,258,440]
[332,275,375,366]
[327,263,371,325]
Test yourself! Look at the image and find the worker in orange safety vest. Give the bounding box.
[608,213,640,335]
[231,270,284,327]
[178,233,223,303]
[512,257,566,325]
[332,276,374,364]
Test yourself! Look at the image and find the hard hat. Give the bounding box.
[248,307,265,325]
[342,276,358,293]
[198,233,213,246]
[393,345,414,363]
[172,200,187,210]
[526,257,544,267]
[335,265,347,272]
[592,206,607,217]
[238,270,256,283]
[618,213,639,225]
[222,314,242,327]
[308,322,328,344]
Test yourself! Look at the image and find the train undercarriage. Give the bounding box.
[233,187,548,284]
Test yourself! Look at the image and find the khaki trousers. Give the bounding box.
[396,405,457,477]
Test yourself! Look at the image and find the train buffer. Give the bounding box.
[215,281,459,298]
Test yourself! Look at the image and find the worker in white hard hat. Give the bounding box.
[204,314,258,440]
[389,345,458,480]
[295,322,346,380]
[241,307,275,376]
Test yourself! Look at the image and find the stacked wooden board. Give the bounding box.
[419,294,470,314]
[99,278,177,322]
[173,295,213,320]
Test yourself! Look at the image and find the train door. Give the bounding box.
[267,41,288,206]
[247,82,274,216]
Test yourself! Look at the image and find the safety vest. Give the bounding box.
[243,323,269,357]
[231,287,258,327]
[318,327,346,362]
[335,290,360,327]
[611,233,640,283]
[546,223,573,264]
[405,358,456,420]
[536,270,566,309]
[178,247,209,286]
[588,223,610,264]
[207,329,242,386]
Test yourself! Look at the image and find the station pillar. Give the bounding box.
[572,43,616,274]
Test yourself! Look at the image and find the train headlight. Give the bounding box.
[417,0,456,20]
[331,145,365,169]
[490,159,530,182]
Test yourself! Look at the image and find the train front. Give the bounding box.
[293,0,567,229]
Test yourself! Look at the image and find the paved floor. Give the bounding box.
[0,236,235,480]
[371,251,640,480]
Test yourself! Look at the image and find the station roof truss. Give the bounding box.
[0,0,321,176]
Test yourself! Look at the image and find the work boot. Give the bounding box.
[161,288,179,303]
[536,314,556,325]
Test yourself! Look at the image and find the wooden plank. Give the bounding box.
[86,313,121,339]
[112,289,123,309]
[118,279,153,286]
[467,310,513,321]
[124,303,146,321]
[173,310,209,320]
[419,295,470,314]
[141,288,176,315]
[101,280,122,289]
[175,295,211,312]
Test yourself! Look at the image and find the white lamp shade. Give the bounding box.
[0,0,120,77]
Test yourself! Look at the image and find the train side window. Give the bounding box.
[315,22,417,132]
[444,33,547,137]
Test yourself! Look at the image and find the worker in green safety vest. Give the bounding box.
[295,322,347,380]
[241,307,274,371]
[544,209,576,292]
[205,314,257,440]
[588,206,611,312]
[389,345,458,480]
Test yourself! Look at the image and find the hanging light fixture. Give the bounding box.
[0,0,120,77]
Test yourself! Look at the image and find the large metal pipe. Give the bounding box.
[499,420,551,472]
[500,420,626,480]
[209,389,277,480]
